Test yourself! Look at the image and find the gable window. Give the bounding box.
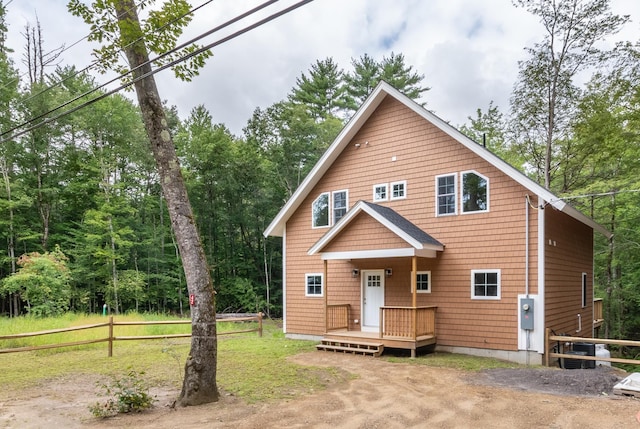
[305,273,323,297]
[391,180,406,200]
[582,272,587,308]
[333,190,348,223]
[312,193,329,228]
[461,171,488,213]
[373,184,388,202]
[471,270,500,300]
[416,271,431,293]
[436,174,456,215]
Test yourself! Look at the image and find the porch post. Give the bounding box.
[324,259,328,333]
[411,256,418,342]
[411,256,417,308]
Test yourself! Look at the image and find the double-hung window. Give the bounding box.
[471,270,500,300]
[436,174,456,215]
[333,190,348,223]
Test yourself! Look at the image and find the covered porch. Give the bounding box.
[308,201,445,357]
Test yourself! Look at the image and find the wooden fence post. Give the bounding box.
[258,312,263,337]
[544,328,550,367]
[108,316,114,357]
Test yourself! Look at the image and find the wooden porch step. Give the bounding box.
[316,339,384,357]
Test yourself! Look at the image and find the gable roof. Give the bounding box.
[264,81,610,238]
[308,201,444,259]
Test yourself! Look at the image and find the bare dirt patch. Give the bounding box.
[2,352,639,428]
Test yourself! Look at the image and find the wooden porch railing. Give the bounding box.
[593,298,604,329]
[326,304,350,331]
[379,306,437,339]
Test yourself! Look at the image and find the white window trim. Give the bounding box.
[305,273,324,297]
[435,173,457,216]
[311,192,330,229]
[460,170,490,214]
[415,271,431,294]
[373,183,388,202]
[390,180,407,200]
[582,272,587,308]
[332,189,349,224]
[471,269,501,300]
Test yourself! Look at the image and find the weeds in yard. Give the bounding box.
[89,368,155,418]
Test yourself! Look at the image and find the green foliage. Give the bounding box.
[67,0,212,82]
[510,0,629,189]
[343,51,428,111]
[89,368,154,418]
[216,277,265,313]
[0,246,71,317]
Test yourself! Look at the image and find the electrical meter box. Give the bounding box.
[520,298,535,330]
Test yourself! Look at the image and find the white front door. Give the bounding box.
[362,270,385,331]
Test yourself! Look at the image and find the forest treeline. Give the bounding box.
[1,1,639,340]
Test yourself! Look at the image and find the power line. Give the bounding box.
[550,189,640,203]
[1,0,292,142]
[17,0,216,107]
[0,0,151,95]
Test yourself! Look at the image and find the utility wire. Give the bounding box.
[17,0,215,107]
[0,0,151,95]
[1,0,288,142]
[550,189,640,203]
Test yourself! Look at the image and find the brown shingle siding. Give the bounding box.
[282,95,572,353]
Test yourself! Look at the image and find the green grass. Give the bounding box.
[384,351,524,371]
[0,314,334,403]
[0,313,526,404]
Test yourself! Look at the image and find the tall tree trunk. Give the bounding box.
[1,156,17,316]
[113,0,218,405]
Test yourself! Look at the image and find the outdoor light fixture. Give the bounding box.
[385,268,393,277]
[352,269,359,277]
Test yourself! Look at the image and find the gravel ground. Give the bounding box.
[480,366,626,396]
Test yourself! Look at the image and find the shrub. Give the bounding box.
[89,368,154,418]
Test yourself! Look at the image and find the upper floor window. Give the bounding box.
[436,174,456,216]
[416,271,431,293]
[305,273,323,297]
[390,180,407,200]
[312,192,329,228]
[333,190,348,223]
[461,171,488,213]
[471,270,500,300]
[373,184,388,202]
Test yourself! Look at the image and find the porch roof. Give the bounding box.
[308,201,444,260]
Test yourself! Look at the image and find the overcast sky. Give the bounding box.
[5,0,640,136]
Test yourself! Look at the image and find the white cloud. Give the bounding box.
[5,0,640,136]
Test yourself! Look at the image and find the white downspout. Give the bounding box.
[537,196,546,354]
[525,196,530,298]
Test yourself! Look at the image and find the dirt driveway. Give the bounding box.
[2,351,639,428]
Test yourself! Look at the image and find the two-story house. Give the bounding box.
[264,81,609,364]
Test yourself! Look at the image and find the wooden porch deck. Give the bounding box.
[322,329,436,354]
[320,305,437,357]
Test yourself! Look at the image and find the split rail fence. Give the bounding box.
[545,328,640,367]
[0,313,263,357]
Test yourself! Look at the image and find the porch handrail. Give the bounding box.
[326,303,350,331]
[379,306,437,339]
[593,298,603,321]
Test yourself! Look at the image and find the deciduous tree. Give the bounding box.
[69,0,218,405]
